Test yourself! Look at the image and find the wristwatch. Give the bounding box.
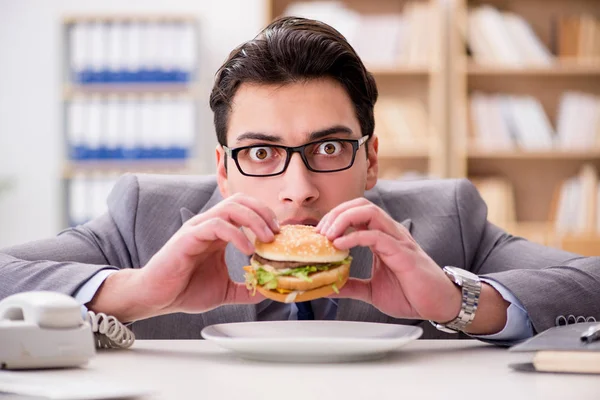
[430,266,482,334]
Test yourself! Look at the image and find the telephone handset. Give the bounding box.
[0,291,135,370]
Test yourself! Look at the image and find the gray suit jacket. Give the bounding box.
[1,174,599,339]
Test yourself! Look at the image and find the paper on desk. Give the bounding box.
[0,371,152,399]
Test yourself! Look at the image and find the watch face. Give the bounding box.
[444,267,479,285]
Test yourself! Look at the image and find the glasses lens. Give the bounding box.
[304,140,355,171]
[236,145,287,176]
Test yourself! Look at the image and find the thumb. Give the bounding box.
[328,277,372,303]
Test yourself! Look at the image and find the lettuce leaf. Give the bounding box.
[332,283,339,294]
[278,256,353,280]
[280,265,330,282]
[256,269,277,285]
[246,256,353,292]
[244,270,258,295]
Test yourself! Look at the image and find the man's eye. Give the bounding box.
[250,147,273,161]
[317,141,342,155]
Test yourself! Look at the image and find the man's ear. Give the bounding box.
[365,134,379,190]
[216,145,230,198]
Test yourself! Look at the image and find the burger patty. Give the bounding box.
[252,253,326,270]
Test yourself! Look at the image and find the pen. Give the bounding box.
[580,323,600,344]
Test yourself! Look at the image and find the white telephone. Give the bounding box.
[0,291,134,370]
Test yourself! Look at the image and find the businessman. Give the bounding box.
[1,17,598,343]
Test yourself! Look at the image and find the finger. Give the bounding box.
[224,281,267,305]
[316,197,371,233]
[316,197,370,232]
[204,202,276,243]
[186,218,254,255]
[223,202,276,243]
[327,277,371,303]
[229,194,280,233]
[189,194,280,233]
[332,229,415,257]
[324,204,401,241]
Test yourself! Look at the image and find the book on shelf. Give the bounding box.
[556,92,600,150]
[466,5,552,66]
[554,164,599,235]
[469,176,516,230]
[510,322,600,375]
[281,1,435,69]
[374,96,430,157]
[68,172,118,226]
[378,169,429,181]
[557,14,600,63]
[468,178,557,247]
[469,92,600,152]
[67,94,196,161]
[68,19,197,84]
[469,93,514,150]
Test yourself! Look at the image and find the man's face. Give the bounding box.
[216,78,378,226]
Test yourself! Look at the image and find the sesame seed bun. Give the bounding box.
[254,224,349,263]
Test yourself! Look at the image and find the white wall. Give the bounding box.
[0,0,266,247]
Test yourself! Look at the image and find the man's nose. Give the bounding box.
[278,152,319,206]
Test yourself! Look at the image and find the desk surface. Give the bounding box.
[8,340,600,399]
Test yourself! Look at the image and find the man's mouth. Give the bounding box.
[280,218,320,227]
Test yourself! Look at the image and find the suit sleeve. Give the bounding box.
[454,178,600,334]
[0,174,141,300]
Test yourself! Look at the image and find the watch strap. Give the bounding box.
[431,268,481,334]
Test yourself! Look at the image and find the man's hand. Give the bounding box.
[87,193,279,322]
[316,198,509,335]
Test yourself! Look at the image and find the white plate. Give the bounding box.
[201,321,423,363]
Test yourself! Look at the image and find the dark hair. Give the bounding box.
[209,16,378,146]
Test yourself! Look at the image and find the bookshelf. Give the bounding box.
[63,83,200,97]
[449,0,600,254]
[61,15,200,227]
[62,160,197,178]
[265,0,447,179]
[466,62,600,76]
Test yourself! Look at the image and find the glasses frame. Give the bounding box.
[222,134,369,177]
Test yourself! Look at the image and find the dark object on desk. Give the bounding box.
[509,322,600,374]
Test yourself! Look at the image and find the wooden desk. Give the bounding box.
[4,340,600,399]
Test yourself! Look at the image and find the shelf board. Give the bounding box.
[63,84,199,98]
[369,65,431,76]
[467,62,600,77]
[63,15,196,24]
[378,149,430,159]
[63,160,196,178]
[468,149,600,160]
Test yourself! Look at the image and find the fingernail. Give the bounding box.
[264,226,274,240]
[320,222,329,234]
[326,224,335,237]
[273,218,280,230]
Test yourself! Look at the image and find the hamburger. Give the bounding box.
[244,224,352,303]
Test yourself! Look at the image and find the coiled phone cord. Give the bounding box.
[86,310,135,349]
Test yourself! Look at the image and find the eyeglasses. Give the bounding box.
[222,135,369,177]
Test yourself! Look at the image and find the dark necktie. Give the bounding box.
[295,301,314,320]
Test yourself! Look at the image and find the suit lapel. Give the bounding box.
[180,188,257,325]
